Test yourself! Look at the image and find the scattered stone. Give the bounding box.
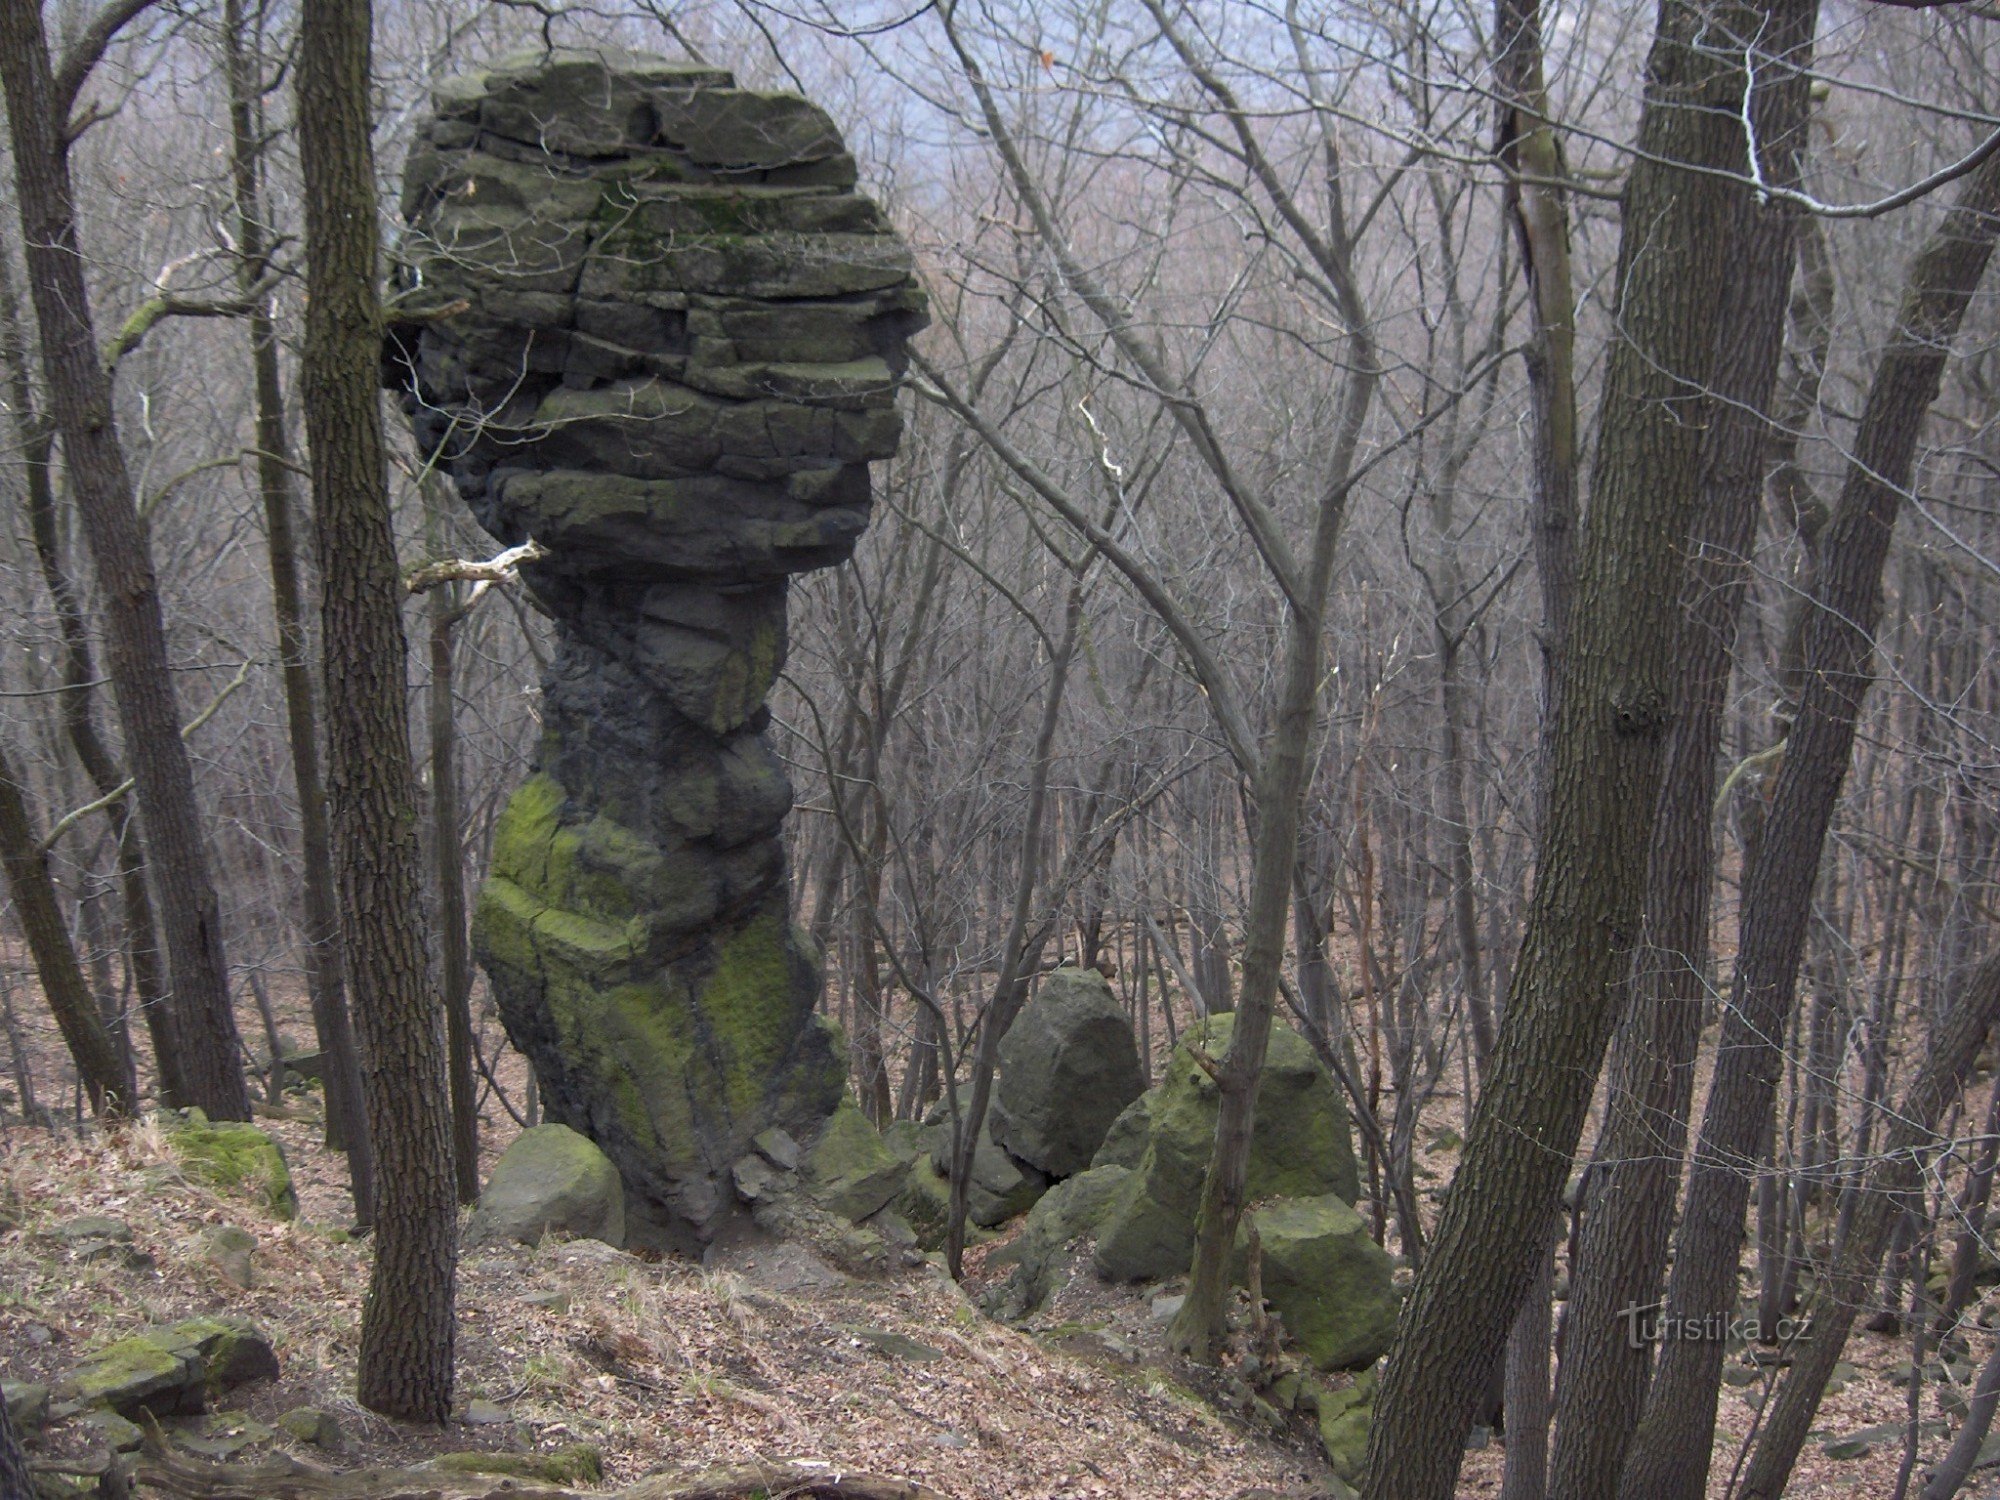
[1822,1359,1857,1396]
[753,1127,802,1172]
[2,1381,49,1436]
[460,1398,511,1426]
[175,1412,274,1460]
[1317,1373,1374,1481]
[277,1407,344,1450]
[838,1325,943,1362]
[983,1165,1133,1321]
[80,1408,144,1452]
[201,1224,257,1289]
[396,50,924,1245]
[470,1124,627,1248]
[1722,1362,1762,1387]
[279,1047,327,1084]
[57,1316,277,1419]
[1823,1428,1885,1460]
[521,1290,573,1313]
[1093,1015,1360,1282]
[921,1088,1049,1227]
[1232,1196,1399,1370]
[892,1157,953,1251]
[167,1110,298,1220]
[802,1099,909,1222]
[430,1444,603,1485]
[992,968,1145,1178]
[731,1153,785,1203]
[1150,1292,1186,1323]
[56,1215,132,1245]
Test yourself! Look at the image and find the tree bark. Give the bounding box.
[0,0,250,1120]
[427,581,480,1206]
[0,231,180,1108]
[297,0,456,1422]
[0,739,126,1112]
[1358,1,1750,1491]
[1546,12,1816,1493]
[222,0,374,1218]
[1621,138,2000,1500]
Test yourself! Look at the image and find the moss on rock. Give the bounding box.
[168,1111,297,1220]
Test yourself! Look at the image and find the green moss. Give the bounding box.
[169,1112,297,1219]
[696,912,803,1120]
[430,1444,603,1485]
[489,774,565,888]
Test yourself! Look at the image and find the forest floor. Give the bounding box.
[0,1094,1968,1498]
[0,964,1987,1497]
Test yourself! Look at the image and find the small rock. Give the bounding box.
[202,1225,257,1290]
[520,1290,572,1313]
[2,1381,49,1435]
[932,1430,971,1450]
[731,1153,784,1203]
[1722,1362,1762,1387]
[1150,1293,1186,1323]
[1822,1432,1876,1460]
[20,1323,52,1349]
[1465,1425,1492,1452]
[754,1127,802,1172]
[460,1397,511,1426]
[175,1412,273,1459]
[277,1407,344,1450]
[80,1409,144,1452]
[838,1325,942,1362]
[57,1216,133,1245]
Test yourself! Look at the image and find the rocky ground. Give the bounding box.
[0,1110,1335,1499]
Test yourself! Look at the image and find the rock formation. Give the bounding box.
[390,50,926,1245]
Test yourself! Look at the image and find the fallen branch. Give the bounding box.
[405,539,548,597]
[133,1449,944,1500]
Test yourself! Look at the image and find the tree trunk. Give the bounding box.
[1547,25,1814,1483]
[1622,139,2000,1500]
[0,0,250,1120]
[1733,949,2000,1499]
[428,582,480,1206]
[222,0,374,1216]
[297,0,456,1422]
[0,740,126,1112]
[1358,1,1751,1491]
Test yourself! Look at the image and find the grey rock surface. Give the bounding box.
[993,968,1145,1178]
[469,1124,627,1247]
[391,50,924,1244]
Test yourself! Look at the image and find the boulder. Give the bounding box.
[1232,1196,1398,1370]
[277,1407,344,1450]
[3,1381,49,1438]
[993,968,1145,1178]
[924,1089,1048,1227]
[59,1317,277,1419]
[168,1110,297,1220]
[802,1098,908,1221]
[984,1164,1132,1321]
[1091,1093,1153,1170]
[470,1124,627,1247]
[1093,1014,1359,1282]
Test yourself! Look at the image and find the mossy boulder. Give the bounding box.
[922,1088,1049,1227]
[984,1164,1132,1321]
[1232,1196,1398,1370]
[993,968,1145,1178]
[1091,1092,1153,1170]
[59,1318,276,1419]
[1093,1014,1359,1283]
[469,1124,626,1247]
[802,1097,908,1221]
[168,1111,296,1219]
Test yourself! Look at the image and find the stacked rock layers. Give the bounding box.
[392,50,926,1242]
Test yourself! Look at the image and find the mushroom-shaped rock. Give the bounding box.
[390,49,926,1244]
